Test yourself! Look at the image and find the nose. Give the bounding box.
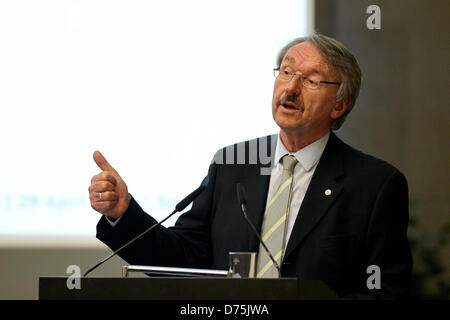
[284,74,302,94]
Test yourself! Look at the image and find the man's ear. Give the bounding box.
[330,99,349,120]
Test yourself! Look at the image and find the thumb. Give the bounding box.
[93,150,116,172]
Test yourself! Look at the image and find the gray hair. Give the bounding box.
[276,33,362,130]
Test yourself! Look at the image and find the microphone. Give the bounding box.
[236,183,280,276]
[83,185,205,277]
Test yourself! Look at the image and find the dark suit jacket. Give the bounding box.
[97,132,412,299]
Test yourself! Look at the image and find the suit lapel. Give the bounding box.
[284,132,345,260]
[240,134,276,251]
[243,169,270,251]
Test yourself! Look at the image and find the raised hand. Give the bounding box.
[88,151,131,218]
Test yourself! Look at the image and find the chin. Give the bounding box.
[274,113,300,129]
[274,118,300,132]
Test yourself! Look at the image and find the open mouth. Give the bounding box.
[280,101,299,110]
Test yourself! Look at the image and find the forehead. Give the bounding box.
[282,42,332,75]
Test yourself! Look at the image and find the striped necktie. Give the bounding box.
[256,155,298,278]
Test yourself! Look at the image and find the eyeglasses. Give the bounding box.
[273,68,341,90]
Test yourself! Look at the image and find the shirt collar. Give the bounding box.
[274,131,330,171]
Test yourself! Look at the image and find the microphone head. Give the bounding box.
[236,183,248,206]
[175,185,205,212]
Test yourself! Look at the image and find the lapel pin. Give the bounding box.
[324,189,332,196]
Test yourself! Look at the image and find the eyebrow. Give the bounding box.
[306,68,325,76]
[280,64,326,77]
[281,56,328,77]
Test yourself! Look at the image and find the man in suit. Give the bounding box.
[88,34,412,299]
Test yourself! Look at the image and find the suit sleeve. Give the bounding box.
[96,162,217,269]
[346,169,413,299]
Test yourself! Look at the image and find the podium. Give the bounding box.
[39,277,338,300]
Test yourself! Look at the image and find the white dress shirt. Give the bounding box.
[264,132,330,251]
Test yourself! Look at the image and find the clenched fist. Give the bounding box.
[88,151,131,218]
